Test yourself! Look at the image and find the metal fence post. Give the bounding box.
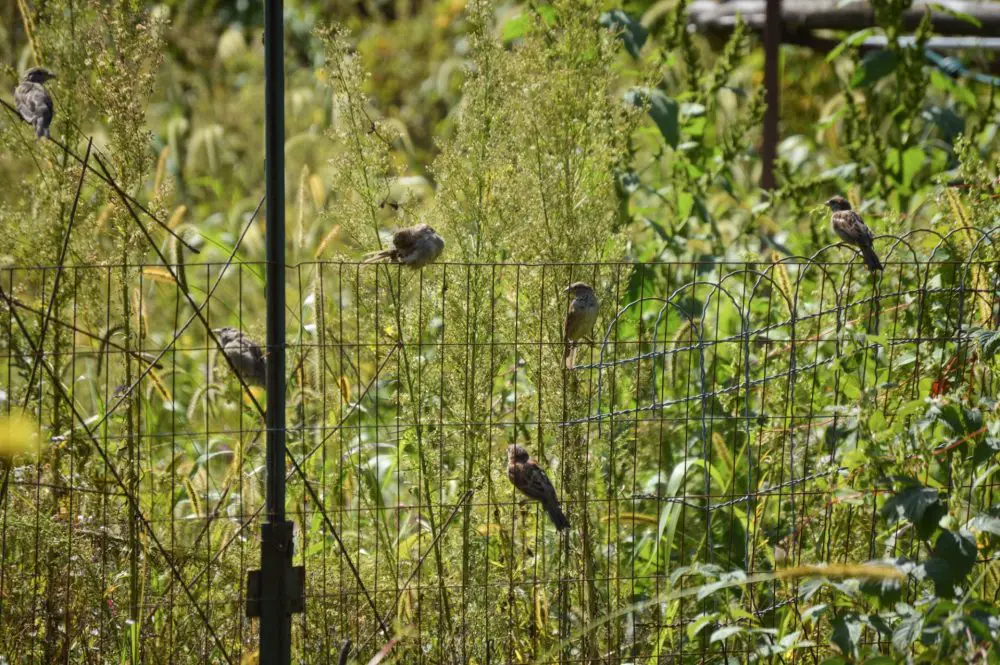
[248,2,302,664]
[761,0,782,191]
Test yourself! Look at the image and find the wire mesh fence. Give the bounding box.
[1,239,999,663]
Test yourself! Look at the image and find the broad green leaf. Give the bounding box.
[502,14,534,41]
[860,575,902,605]
[709,625,743,644]
[502,6,556,42]
[598,9,648,59]
[625,87,679,147]
[881,484,945,539]
[831,614,861,658]
[923,106,964,141]
[851,50,898,88]
[971,328,1000,359]
[934,529,976,580]
[968,512,1000,536]
[900,146,924,189]
[892,610,923,651]
[686,612,719,640]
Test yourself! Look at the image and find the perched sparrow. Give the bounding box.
[14,67,56,139]
[825,196,882,272]
[507,444,569,531]
[563,282,599,370]
[364,224,444,268]
[213,327,266,387]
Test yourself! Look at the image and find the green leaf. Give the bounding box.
[851,50,898,88]
[862,657,895,665]
[928,3,983,27]
[502,6,556,42]
[892,610,923,651]
[625,87,679,147]
[923,530,976,597]
[881,484,946,539]
[923,106,964,141]
[831,615,861,659]
[709,625,743,644]
[934,529,976,579]
[969,512,1000,536]
[826,28,878,62]
[686,612,719,640]
[598,9,648,59]
[860,575,902,605]
[502,14,533,41]
[901,146,924,189]
[971,328,1000,360]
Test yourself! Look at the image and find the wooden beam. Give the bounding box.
[689,0,1000,37]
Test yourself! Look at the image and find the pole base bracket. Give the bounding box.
[246,521,305,618]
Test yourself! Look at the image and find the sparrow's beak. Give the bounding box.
[824,199,834,208]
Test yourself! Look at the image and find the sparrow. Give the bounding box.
[825,196,882,272]
[14,67,56,139]
[364,224,444,268]
[213,327,266,387]
[563,282,599,370]
[507,444,569,531]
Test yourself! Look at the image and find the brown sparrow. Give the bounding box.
[563,282,599,369]
[364,224,444,268]
[214,327,266,387]
[507,444,569,530]
[14,67,56,139]
[826,196,882,271]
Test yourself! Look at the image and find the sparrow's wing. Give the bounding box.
[564,301,578,343]
[834,211,873,245]
[394,231,444,267]
[522,462,558,504]
[851,211,875,242]
[15,83,51,120]
[16,84,53,137]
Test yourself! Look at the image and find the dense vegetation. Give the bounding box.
[1,0,1000,663]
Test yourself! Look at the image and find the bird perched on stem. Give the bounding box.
[364,224,444,268]
[825,196,882,272]
[214,327,266,387]
[14,67,56,139]
[563,282,599,370]
[507,444,569,530]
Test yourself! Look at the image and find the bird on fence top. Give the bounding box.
[507,444,570,531]
[213,327,266,387]
[363,223,444,268]
[14,67,56,139]
[825,196,883,272]
[563,282,599,370]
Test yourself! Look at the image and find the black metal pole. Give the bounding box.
[258,1,293,664]
[761,0,781,190]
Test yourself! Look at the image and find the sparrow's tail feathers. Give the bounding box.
[34,119,49,139]
[564,343,576,370]
[363,249,395,264]
[544,500,570,531]
[860,244,883,271]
